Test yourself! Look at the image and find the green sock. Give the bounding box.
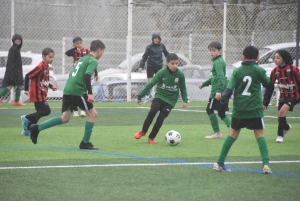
[15,88,21,102]
[222,114,231,128]
[208,113,219,132]
[217,135,236,163]
[257,137,269,165]
[83,121,94,143]
[0,87,9,98]
[38,116,63,131]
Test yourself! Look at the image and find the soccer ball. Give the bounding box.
[165,130,181,146]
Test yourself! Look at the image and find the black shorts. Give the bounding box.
[151,98,172,117]
[278,98,297,111]
[34,101,50,113]
[147,65,163,78]
[231,117,265,130]
[62,94,93,113]
[206,98,229,112]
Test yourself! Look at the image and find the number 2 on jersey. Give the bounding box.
[72,62,82,77]
[242,76,252,96]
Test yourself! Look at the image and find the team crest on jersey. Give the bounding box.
[174,78,179,83]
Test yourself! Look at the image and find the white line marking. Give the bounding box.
[1,161,299,170]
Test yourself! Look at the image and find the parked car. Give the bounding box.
[0,51,60,101]
[230,42,300,76]
[92,79,147,102]
[98,52,192,78]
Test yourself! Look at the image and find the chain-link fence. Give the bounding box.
[0,0,297,102]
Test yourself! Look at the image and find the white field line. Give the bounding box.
[1,161,300,170]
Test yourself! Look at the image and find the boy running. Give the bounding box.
[134,53,188,144]
[29,40,105,149]
[21,48,57,136]
[198,41,231,139]
[214,46,271,174]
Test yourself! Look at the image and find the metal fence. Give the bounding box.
[0,0,297,102]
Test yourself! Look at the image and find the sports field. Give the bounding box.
[0,101,299,201]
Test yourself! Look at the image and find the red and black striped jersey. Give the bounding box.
[27,61,50,102]
[70,48,90,66]
[269,64,300,101]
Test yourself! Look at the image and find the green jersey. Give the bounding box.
[64,54,98,96]
[228,62,270,119]
[202,56,227,98]
[137,67,188,107]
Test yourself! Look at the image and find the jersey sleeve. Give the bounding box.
[226,69,237,90]
[179,73,188,103]
[85,60,98,76]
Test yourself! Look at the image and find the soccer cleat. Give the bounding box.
[29,124,40,144]
[79,141,98,150]
[205,132,223,139]
[80,110,86,117]
[276,136,283,143]
[134,130,146,139]
[213,162,231,172]
[73,111,79,117]
[283,124,292,138]
[22,129,31,136]
[21,115,30,130]
[263,164,272,174]
[13,101,26,106]
[148,138,157,144]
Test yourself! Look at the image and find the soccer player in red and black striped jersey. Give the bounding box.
[263,49,300,143]
[21,48,57,136]
[65,36,98,117]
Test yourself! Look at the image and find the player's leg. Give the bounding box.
[148,100,172,144]
[77,94,98,150]
[205,98,222,139]
[13,85,26,106]
[214,118,241,172]
[29,95,72,144]
[253,118,271,173]
[134,98,160,140]
[276,102,291,143]
[0,85,13,106]
[144,67,154,103]
[216,100,231,129]
[22,101,51,136]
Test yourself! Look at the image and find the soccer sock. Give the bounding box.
[217,135,236,163]
[257,137,269,165]
[277,117,286,137]
[38,116,63,131]
[208,113,219,132]
[0,87,9,98]
[15,88,21,102]
[83,121,94,143]
[222,114,231,128]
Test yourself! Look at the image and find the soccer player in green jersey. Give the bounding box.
[134,53,188,144]
[198,41,231,139]
[29,40,105,149]
[213,46,272,174]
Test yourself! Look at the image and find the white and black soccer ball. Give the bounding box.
[165,130,181,146]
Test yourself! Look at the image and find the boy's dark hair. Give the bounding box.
[166,53,179,62]
[90,40,105,52]
[208,41,222,50]
[275,49,293,65]
[73,36,82,43]
[243,46,259,60]
[42,47,54,56]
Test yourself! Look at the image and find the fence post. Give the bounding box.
[10,0,15,103]
[62,37,65,74]
[126,0,133,102]
[189,32,192,62]
[222,0,227,61]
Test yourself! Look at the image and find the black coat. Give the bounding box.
[2,34,23,87]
